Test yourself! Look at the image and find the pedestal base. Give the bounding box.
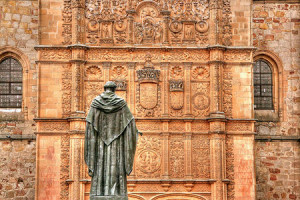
[91,196,128,200]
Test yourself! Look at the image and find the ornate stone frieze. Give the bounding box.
[136,121,161,132]
[40,49,71,60]
[191,121,210,132]
[224,50,252,62]
[83,0,211,46]
[226,122,252,132]
[39,122,69,132]
[87,49,209,62]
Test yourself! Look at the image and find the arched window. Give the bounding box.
[0,58,23,108]
[254,59,273,110]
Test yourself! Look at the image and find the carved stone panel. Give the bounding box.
[191,82,210,117]
[192,135,210,179]
[169,134,185,178]
[135,135,162,179]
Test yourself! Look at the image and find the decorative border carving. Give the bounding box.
[62,64,72,117]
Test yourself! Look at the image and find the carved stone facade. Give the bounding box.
[0,0,298,200]
[33,0,258,199]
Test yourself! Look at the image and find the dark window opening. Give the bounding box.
[254,59,273,110]
[0,58,22,108]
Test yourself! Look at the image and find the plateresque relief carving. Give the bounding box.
[83,0,211,46]
[136,135,162,178]
[136,54,161,117]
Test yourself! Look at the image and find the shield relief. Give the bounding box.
[140,82,158,109]
[169,80,184,110]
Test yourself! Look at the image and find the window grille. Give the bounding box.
[254,59,273,110]
[0,58,22,108]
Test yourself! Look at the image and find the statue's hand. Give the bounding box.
[88,169,94,177]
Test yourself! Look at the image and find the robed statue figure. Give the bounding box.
[84,81,140,200]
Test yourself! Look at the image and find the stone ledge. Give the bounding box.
[255,135,300,142]
[0,134,36,140]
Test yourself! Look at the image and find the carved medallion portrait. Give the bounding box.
[192,92,210,110]
[169,20,183,33]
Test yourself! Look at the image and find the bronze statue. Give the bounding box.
[84,81,141,200]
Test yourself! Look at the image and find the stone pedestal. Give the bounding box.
[91,196,128,200]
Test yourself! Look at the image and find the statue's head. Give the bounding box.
[104,81,117,92]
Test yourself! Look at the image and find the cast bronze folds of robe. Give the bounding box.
[84,81,140,200]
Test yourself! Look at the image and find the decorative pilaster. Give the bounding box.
[103,62,111,83]
[161,62,170,117]
[127,62,136,112]
[71,0,85,44]
[70,45,87,114]
[209,112,227,200]
[209,0,222,45]
[68,115,86,200]
[209,47,225,113]
[184,62,192,117]
[162,121,169,180]
[184,121,192,179]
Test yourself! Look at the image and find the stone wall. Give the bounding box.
[0,0,38,199]
[252,1,300,199]
[255,141,299,200]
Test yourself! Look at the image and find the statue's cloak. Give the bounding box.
[84,91,139,198]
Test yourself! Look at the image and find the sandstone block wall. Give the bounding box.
[0,0,38,199]
[252,2,300,199]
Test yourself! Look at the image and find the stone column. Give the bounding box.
[209,46,227,200]
[161,10,170,45]
[184,121,192,180]
[126,10,136,45]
